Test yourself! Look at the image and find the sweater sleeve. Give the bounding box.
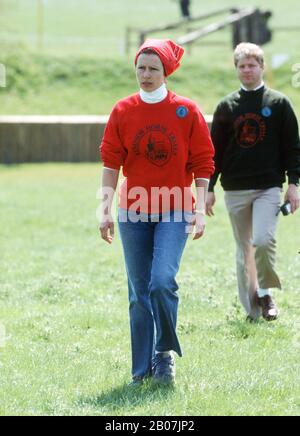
[186,108,215,180]
[208,102,230,192]
[100,105,127,170]
[280,99,300,185]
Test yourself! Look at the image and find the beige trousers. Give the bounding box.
[224,188,282,319]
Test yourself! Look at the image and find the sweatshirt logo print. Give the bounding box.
[132,125,178,167]
[235,113,266,148]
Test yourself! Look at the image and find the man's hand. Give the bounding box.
[100,217,115,244]
[284,184,300,214]
[206,192,216,217]
[98,168,119,244]
[191,212,206,240]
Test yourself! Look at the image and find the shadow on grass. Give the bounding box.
[77,380,176,413]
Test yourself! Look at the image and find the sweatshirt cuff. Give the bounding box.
[102,162,121,171]
[288,174,299,185]
[208,172,220,192]
[194,177,210,182]
[103,166,120,172]
[193,172,212,180]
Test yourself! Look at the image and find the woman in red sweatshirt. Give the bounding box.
[100,39,215,386]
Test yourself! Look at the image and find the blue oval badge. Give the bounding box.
[176,106,189,119]
[262,106,272,118]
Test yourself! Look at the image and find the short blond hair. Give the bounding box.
[234,43,265,67]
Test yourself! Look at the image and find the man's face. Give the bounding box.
[236,56,264,90]
[136,54,165,92]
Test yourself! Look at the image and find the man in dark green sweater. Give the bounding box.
[206,43,300,321]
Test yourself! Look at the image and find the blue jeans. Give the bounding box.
[118,209,191,378]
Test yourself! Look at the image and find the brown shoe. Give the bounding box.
[257,295,279,321]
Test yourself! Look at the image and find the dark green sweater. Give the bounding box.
[208,86,300,192]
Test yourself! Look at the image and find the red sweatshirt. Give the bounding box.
[100,91,215,213]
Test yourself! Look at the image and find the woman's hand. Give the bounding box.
[191,211,206,240]
[100,216,115,244]
[98,168,119,244]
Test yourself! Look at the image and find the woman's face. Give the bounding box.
[136,53,165,92]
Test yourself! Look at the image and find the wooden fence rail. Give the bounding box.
[125,7,231,53]
[177,8,256,46]
[0,116,108,164]
[0,115,213,164]
[126,6,272,52]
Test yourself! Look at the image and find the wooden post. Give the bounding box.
[125,27,131,55]
[139,32,146,46]
[37,0,45,51]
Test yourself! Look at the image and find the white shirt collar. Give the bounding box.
[140,83,168,104]
[241,82,265,92]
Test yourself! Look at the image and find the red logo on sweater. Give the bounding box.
[132,125,178,167]
[235,113,266,148]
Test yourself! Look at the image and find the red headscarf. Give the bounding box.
[135,39,185,77]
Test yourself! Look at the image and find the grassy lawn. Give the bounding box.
[0,0,300,416]
[0,164,299,416]
[1,0,299,57]
[0,0,300,115]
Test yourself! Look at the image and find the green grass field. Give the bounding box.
[1,0,300,57]
[0,0,300,416]
[0,164,299,416]
[0,0,300,115]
